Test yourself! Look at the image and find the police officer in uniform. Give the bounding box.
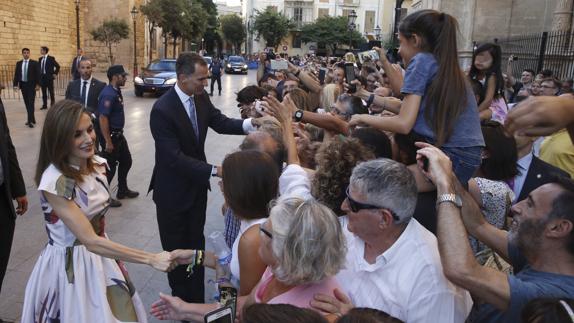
[97,65,139,206]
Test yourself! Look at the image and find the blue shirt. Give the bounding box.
[475,242,574,322]
[97,85,125,130]
[210,62,222,75]
[401,52,484,148]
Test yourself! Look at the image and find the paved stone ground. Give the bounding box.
[0,71,258,322]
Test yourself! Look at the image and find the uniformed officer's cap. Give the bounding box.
[107,65,128,79]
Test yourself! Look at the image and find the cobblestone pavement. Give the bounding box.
[0,71,258,322]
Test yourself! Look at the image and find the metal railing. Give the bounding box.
[0,65,73,100]
[492,30,574,81]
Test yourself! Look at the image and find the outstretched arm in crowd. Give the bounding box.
[415,142,512,311]
[352,80,402,114]
[348,93,420,135]
[287,61,323,94]
[505,95,574,143]
[262,95,300,165]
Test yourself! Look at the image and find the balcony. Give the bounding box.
[337,0,360,7]
[290,20,312,31]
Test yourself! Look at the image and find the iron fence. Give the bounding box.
[0,65,72,100]
[491,30,574,81]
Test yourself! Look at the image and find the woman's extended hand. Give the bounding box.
[150,251,177,272]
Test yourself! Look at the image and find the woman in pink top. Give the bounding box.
[150,197,347,322]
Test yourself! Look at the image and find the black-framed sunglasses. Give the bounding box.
[345,187,400,222]
[259,224,273,239]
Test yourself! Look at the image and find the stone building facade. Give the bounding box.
[0,0,147,73]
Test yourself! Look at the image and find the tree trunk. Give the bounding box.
[163,34,168,59]
[107,43,114,66]
[172,35,177,58]
[148,25,155,63]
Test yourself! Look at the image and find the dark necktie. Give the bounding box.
[81,81,88,106]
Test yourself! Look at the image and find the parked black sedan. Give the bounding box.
[134,59,177,97]
[224,56,248,74]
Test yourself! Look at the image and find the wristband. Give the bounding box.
[294,69,301,77]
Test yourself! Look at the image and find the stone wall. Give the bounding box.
[0,0,83,67]
[0,0,147,73]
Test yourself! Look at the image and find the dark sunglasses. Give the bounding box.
[345,187,400,222]
[259,224,273,239]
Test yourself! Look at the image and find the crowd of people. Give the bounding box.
[2,7,574,323]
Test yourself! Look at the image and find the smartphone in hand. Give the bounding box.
[344,63,356,94]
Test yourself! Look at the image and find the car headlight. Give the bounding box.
[134,76,144,84]
[243,64,248,69]
[164,78,177,85]
[227,64,231,68]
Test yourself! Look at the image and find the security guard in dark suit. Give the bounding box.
[97,65,139,204]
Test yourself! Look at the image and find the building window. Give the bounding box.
[342,9,352,20]
[318,8,329,17]
[365,10,375,33]
[293,7,303,23]
[293,34,302,48]
[319,0,329,3]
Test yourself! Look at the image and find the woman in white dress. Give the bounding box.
[21,100,175,323]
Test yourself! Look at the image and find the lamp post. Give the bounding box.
[347,10,357,49]
[131,6,139,76]
[374,25,381,41]
[75,0,80,49]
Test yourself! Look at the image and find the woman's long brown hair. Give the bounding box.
[35,100,95,185]
[399,9,468,147]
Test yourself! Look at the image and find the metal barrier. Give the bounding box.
[491,31,574,81]
[0,65,73,100]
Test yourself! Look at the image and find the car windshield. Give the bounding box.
[229,57,244,63]
[147,61,176,71]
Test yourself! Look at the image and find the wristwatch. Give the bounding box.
[211,166,218,177]
[366,93,375,107]
[293,109,304,122]
[437,193,462,208]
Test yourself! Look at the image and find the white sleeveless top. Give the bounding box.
[230,217,267,287]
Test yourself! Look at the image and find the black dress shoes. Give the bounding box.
[117,189,139,199]
[40,106,47,110]
[109,198,122,207]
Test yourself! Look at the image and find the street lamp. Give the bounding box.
[347,10,357,49]
[374,25,381,41]
[75,0,80,50]
[131,6,139,76]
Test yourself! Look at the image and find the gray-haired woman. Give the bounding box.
[150,197,347,322]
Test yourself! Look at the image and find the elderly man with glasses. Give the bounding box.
[312,158,473,323]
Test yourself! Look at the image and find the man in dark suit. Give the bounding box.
[38,46,60,110]
[513,135,570,203]
[0,93,28,321]
[149,53,259,305]
[65,58,106,113]
[13,48,40,128]
[71,48,84,80]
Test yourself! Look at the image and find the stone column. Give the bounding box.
[552,0,573,32]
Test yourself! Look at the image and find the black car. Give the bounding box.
[224,56,248,74]
[134,59,177,97]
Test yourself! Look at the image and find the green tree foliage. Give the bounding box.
[300,16,365,55]
[198,0,221,55]
[253,7,292,51]
[220,14,246,54]
[139,0,164,61]
[90,18,130,65]
[140,0,208,58]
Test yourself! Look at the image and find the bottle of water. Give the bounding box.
[208,231,233,288]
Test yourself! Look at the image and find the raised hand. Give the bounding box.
[504,95,574,137]
[170,249,198,265]
[150,292,189,321]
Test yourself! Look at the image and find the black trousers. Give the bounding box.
[20,82,36,124]
[210,75,221,94]
[0,185,16,294]
[99,132,132,191]
[40,75,56,107]
[156,189,208,305]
